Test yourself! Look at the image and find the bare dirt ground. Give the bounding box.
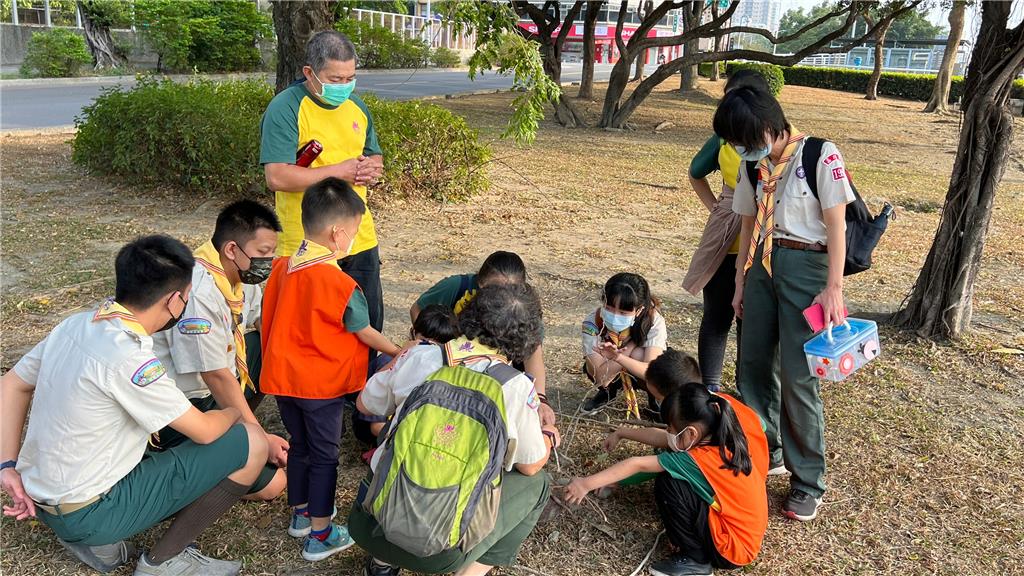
[2,80,1023,576]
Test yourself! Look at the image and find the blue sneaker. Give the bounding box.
[288,506,338,538]
[301,524,354,562]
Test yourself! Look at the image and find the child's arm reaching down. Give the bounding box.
[604,426,670,452]
[356,326,403,358]
[564,456,664,504]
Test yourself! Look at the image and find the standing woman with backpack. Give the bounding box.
[683,69,774,393]
[713,87,853,522]
[352,284,556,576]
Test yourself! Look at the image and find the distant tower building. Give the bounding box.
[735,0,782,33]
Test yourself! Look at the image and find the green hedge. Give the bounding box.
[725,62,784,96]
[72,77,491,202]
[778,66,1024,102]
[779,66,967,103]
[697,62,726,78]
[20,28,92,77]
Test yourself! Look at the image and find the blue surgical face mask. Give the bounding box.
[736,143,771,162]
[601,307,635,333]
[312,70,356,106]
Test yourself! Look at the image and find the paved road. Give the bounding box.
[0,63,643,130]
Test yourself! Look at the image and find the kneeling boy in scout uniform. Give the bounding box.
[1,235,270,576]
[152,200,288,501]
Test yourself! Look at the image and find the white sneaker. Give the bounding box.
[133,547,240,576]
[767,463,790,476]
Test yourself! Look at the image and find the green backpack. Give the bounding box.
[361,343,520,557]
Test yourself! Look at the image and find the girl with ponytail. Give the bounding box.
[565,383,769,576]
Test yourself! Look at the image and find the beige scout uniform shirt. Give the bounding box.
[13,310,192,505]
[360,343,548,472]
[153,265,236,400]
[732,140,855,246]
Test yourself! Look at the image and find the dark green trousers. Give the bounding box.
[349,470,550,573]
[738,244,828,498]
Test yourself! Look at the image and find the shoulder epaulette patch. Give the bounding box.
[582,321,599,336]
[132,358,166,387]
[178,318,212,335]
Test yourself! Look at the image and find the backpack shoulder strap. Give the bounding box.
[483,362,522,387]
[801,137,825,200]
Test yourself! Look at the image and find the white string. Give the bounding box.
[626,530,666,576]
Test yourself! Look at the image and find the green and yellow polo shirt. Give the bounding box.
[260,83,382,257]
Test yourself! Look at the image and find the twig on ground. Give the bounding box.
[626,530,666,576]
[626,180,681,190]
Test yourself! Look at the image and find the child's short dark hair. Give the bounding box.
[459,283,543,365]
[301,177,366,235]
[478,251,527,286]
[212,200,282,250]
[712,87,789,152]
[413,304,460,343]
[645,348,701,398]
[115,235,195,308]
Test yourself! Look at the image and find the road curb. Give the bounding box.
[0,67,473,87]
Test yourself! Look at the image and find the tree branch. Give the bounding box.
[629,0,739,52]
[555,0,585,50]
[613,0,628,55]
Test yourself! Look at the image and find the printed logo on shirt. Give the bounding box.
[796,166,806,179]
[582,321,599,336]
[822,153,842,166]
[526,386,541,411]
[131,358,166,387]
[177,318,212,335]
[352,121,361,133]
[831,167,846,181]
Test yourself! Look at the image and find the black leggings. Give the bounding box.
[698,254,742,389]
[654,473,738,569]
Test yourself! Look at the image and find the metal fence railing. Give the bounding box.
[349,8,476,51]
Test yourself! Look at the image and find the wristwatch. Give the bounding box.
[0,460,16,471]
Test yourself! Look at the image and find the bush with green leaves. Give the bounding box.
[724,62,785,96]
[336,18,430,69]
[20,29,92,78]
[134,0,270,72]
[697,62,726,78]
[72,78,491,203]
[431,47,462,68]
[362,94,490,202]
[778,66,1024,103]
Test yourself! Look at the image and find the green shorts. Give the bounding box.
[39,424,249,546]
[151,395,278,494]
[349,470,550,573]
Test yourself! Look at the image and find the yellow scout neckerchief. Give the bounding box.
[194,241,252,392]
[288,239,341,273]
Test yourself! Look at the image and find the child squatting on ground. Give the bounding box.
[259,176,403,562]
[564,383,770,576]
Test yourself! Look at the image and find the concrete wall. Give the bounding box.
[1,23,159,72]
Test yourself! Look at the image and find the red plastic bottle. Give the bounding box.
[295,140,323,167]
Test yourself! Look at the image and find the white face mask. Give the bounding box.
[666,427,697,452]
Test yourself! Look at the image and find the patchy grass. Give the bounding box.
[2,80,1023,576]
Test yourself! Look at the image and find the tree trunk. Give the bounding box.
[709,1,721,82]
[923,0,966,113]
[865,19,891,100]
[578,0,603,99]
[894,3,1024,339]
[678,3,701,93]
[631,47,645,81]
[272,0,336,94]
[541,42,585,127]
[77,1,126,70]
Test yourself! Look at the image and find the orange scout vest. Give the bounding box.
[689,393,769,566]
[260,257,369,399]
